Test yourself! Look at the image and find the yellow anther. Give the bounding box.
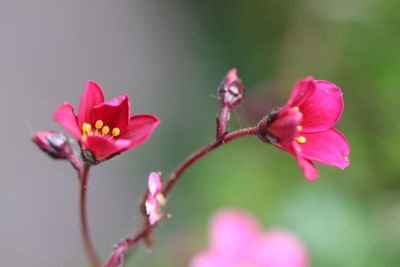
[292,106,299,111]
[102,126,110,135]
[112,127,121,137]
[296,136,307,144]
[82,123,92,133]
[296,125,303,131]
[95,120,104,129]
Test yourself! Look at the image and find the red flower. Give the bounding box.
[262,77,350,180]
[54,81,160,161]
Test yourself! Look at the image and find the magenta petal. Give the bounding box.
[148,172,162,196]
[294,145,319,181]
[210,209,260,256]
[120,114,160,148]
[190,251,233,267]
[77,81,104,126]
[252,229,309,267]
[299,129,350,170]
[298,80,344,132]
[53,103,81,140]
[92,95,130,132]
[287,77,316,108]
[85,136,131,160]
[267,108,302,151]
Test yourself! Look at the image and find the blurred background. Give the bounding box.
[1,0,400,266]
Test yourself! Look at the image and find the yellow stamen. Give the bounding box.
[82,123,92,133]
[112,127,121,137]
[296,125,303,131]
[292,106,299,111]
[102,126,110,135]
[95,120,103,129]
[296,136,307,144]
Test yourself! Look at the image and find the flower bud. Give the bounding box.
[218,68,244,109]
[32,131,70,159]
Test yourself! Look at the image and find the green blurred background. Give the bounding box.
[132,1,400,266]
[3,0,400,266]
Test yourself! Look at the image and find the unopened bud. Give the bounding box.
[32,131,70,159]
[218,68,244,109]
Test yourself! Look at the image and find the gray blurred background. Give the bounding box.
[0,1,196,266]
[2,0,400,266]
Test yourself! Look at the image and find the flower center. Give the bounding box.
[81,120,120,141]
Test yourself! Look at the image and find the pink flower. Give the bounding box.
[190,209,309,267]
[145,172,167,225]
[259,77,350,180]
[53,81,160,162]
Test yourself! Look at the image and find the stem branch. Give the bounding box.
[79,164,102,267]
[105,126,257,267]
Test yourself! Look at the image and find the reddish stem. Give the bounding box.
[105,126,257,267]
[163,126,257,196]
[216,106,230,140]
[80,164,102,267]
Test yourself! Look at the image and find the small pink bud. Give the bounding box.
[145,172,168,225]
[32,131,70,159]
[218,68,244,109]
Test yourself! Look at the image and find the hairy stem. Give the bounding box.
[79,164,102,267]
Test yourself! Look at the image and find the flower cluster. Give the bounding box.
[258,77,350,180]
[54,81,160,163]
[191,209,309,267]
[33,72,351,267]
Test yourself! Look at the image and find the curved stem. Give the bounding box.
[163,126,257,196]
[105,126,257,267]
[80,164,102,267]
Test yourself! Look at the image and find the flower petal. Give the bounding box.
[77,81,104,127]
[120,114,160,148]
[53,103,81,140]
[287,77,316,108]
[297,156,319,181]
[298,129,350,170]
[190,251,233,267]
[267,108,302,151]
[251,229,309,267]
[145,198,158,215]
[298,80,344,132]
[85,135,131,160]
[148,172,162,196]
[210,209,260,256]
[92,95,130,133]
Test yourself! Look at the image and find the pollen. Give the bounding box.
[292,106,299,111]
[102,126,110,135]
[82,123,92,133]
[296,125,303,131]
[95,120,103,129]
[112,127,121,137]
[296,136,307,144]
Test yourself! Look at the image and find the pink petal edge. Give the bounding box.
[53,103,82,140]
[77,81,105,127]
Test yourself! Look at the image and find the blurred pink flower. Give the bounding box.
[190,209,309,267]
[53,81,160,162]
[264,77,350,180]
[145,172,167,225]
